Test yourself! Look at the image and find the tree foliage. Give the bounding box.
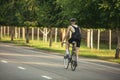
[0,0,39,27]
[38,0,63,27]
[0,0,120,28]
[57,0,120,29]
[99,0,120,29]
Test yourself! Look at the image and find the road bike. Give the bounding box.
[63,41,77,71]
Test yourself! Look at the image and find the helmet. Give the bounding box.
[70,18,77,22]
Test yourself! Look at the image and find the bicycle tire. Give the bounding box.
[63,56,69,69]
[71,60,77,71]
[71,53,77,71]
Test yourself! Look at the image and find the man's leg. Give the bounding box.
[75,39,81,62]
[75,47,79,62]
[66,42,70,55]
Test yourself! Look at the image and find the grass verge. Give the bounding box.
[0,37,120,64]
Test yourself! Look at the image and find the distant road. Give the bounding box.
[0,42,120,80]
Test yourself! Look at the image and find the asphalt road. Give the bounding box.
[0,42,120,80]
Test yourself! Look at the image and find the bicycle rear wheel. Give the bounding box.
[71,60,77,71]
[71,54,77,71]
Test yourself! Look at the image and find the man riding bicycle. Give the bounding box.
[62,18,81,65]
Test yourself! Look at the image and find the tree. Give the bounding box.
[0,0,18,41]
[0,0,10,25]
[0,0,39,43]
[38,0,62,47]
[57,0,102,27]
[99,0,120,58]
[19,0,39,43]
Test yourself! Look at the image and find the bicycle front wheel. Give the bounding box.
[63,56,69,69]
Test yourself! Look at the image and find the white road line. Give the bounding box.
[41,75,52,79]
[17,66,26,70]
[1,60,8,63]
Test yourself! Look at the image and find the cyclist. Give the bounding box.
[62,18,81,65]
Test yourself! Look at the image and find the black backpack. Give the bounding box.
[71,25,81,40]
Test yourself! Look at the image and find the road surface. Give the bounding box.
[0,42,120,80]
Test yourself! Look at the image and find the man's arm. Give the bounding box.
[79,28,81,33]
[62,26,71,42]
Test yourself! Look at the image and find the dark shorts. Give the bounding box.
[68,38,81,47]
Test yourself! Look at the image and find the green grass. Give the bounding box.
[0,36,120,64]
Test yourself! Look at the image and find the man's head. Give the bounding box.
[70,18,77,25]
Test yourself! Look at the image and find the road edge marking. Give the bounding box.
[1,60,8,63]
[41,75,52,79]
[17,66,26,70]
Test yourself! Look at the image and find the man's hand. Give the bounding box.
[61,41,64,47]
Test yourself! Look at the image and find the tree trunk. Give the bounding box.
[55,28,58,43]
[18,27,20,38]
[49,28,53,47]
[42,28,45,42]
[26,27,29,43]
[41,28,49,42]
[87,29,90,48]
[37,28,40,40]
[3,26,6,36]
[7,26,9,36]
[45,28,48,42]
[32,27,34,40]
[43,28,47,42]
[97,29,100,50]
[90,29,93,49]
[109,29,112,50]
[11,27,14,41]
[0,26,1,40]
[22,27,25,39]
[115,29,120,59]
[15,27,18,39]
[0,26,3,39]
